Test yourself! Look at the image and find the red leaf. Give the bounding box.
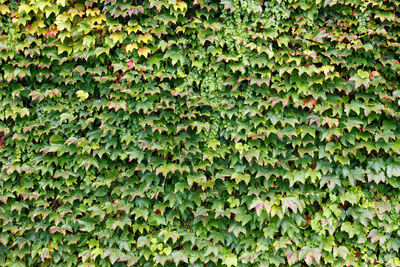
[127,59,135,70]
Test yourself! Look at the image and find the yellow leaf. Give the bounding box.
[28,24,39,35]
[138,46,151,58]
[127,25,142,34]
[176,26,186,34]
[36,0,52,11]
[126,42,138,53]
[86,8,100,16]
[138,33,154,44]
[44,5,60,18]
[110,32,124,44]
[82,35,95,48]
[59,31,71,43]
[173,1,187,11]
[68,8,85,19]
[18,4,32,14]
[35,17,46,29]
[94,47,110,56]
[91,14,106,25]
[56,20,71,32]
[0,4,10,15]
[76,90,89,101]
[56,0,67,7]
[57,43,72,55]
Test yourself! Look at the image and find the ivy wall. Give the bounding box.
[1,0,400,266]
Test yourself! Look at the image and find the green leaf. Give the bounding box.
[222,254,238,267]
[367,229,387,246]
[382,120,396,131]
[386,238,400,253]
[341,222,356,238]
[148,214,166,226]
[334,246,349,260]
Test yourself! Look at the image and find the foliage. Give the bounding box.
[0,0,400,266]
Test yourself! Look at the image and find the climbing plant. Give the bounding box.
[0,0,400,266]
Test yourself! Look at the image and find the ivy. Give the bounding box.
[0,0,400,266]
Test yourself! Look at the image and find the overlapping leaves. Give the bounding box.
[0,0,400,266]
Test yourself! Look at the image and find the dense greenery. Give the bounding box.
[1,0,400,266]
